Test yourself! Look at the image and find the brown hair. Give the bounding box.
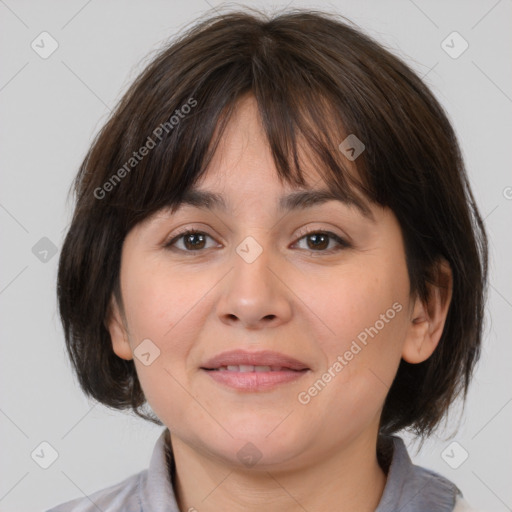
[57,7,488,437]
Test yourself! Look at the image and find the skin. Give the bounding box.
[107,94,452,512]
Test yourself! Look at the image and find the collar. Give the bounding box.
[139,429,461,512]
[375,435,461,512]
[139,429,180,512]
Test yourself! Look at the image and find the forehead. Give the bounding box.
[173,95,373,219]
[198,92,352,184]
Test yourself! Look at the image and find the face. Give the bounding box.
[108,94,434,471]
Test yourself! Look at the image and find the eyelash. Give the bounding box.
[164,227,350,255]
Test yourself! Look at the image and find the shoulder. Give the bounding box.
[377,436,485,512]
[407,458,486,512]
[45,469,146,512]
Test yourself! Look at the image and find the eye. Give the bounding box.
[293,229,350,253]
[164,228,350,254]
[164,229,219,253]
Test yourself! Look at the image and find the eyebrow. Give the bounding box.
[173,187,374,221]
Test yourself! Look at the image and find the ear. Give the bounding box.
[402,259,453,364]
[105,295,133,361]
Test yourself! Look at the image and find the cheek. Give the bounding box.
[122,260,201,340]
[120,260,218,412]
[318,263,407,348]
[305,260,409,408]
[123,270,195,428]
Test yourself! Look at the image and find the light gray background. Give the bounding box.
[1,1,511,511]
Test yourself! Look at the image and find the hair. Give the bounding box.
[57,6,488,438]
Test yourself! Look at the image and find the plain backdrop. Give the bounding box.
[1,1,511,511]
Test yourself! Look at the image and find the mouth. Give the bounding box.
[201,367,309,391]
[201,349,310,371]
[207,364,302,372]
[200,350,310,391]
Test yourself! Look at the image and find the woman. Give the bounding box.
[49,7,488,511]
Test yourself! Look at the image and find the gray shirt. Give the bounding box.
[46,429,463,512]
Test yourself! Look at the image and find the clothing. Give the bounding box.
[46,429,478,512]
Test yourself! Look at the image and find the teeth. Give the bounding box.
[216,365,283,372]
[254,365,272,372]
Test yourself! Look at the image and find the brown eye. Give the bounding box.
[305,233,330,250]
[293,230,350,253]
[164,228,349,255]
[182,232,207,250]
[165,230,217,252]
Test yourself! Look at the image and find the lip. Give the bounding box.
[201,349,310,371]
[201,350,309,371]
[203,368,308,391]
[200,349,310,392]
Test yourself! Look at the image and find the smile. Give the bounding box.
[210,365,289,372]
[202,366,309,391]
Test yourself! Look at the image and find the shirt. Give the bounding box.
[46,428,481,512]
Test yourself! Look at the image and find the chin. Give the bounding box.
[206,424,308,467]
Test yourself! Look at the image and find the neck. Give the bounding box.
[168,431,387,512]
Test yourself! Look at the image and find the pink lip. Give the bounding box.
[200,349,310,392]
[203,368,308,391]
[201,349,309,371]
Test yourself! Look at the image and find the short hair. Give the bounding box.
[57,7,488,438]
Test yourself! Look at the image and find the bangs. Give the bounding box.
[89,18,382,232]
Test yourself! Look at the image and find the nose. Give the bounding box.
[215,240,293,330]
